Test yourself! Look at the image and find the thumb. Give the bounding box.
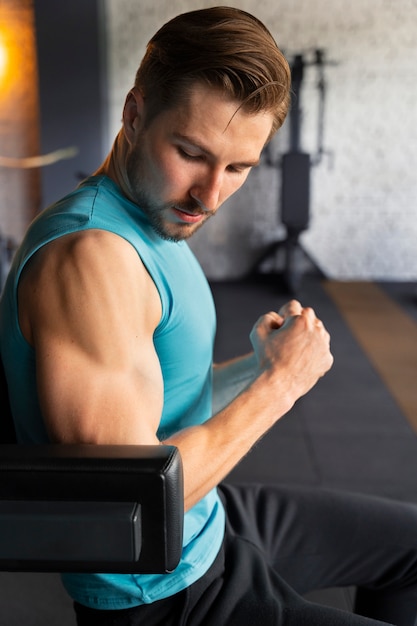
[251,311,284,343]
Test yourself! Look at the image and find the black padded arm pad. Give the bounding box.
[0,444,184,573]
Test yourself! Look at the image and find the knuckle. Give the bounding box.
[302,306,317,319]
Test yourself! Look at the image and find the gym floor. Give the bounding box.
[214,274,417,613]
[0,274,416,624]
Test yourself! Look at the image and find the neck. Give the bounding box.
[94,130,135,201]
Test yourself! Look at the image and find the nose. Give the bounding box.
[189,170,224,213]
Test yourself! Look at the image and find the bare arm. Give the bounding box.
[20,233,332,512]
[212,353,257,414]
[19,230,164,446]
[165,302,333,509]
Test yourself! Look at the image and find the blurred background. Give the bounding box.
[1,0,417,284]
[0,1,416,622]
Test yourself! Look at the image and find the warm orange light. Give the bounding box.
[0,6,37,98]
[0,0,41,241]
[0,33,7,84]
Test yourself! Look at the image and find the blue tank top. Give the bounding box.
[0,175,225,608]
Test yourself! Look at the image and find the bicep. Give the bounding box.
[20,231,163,444]
[36,331,163,444]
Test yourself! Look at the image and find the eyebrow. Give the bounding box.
[172,132,261,168]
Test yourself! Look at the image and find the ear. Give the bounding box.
[123,87,145,145]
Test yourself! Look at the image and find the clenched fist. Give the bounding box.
[250,300,333,401]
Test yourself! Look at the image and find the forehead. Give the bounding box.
[151,83,274,159]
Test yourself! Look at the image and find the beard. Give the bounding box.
[125,143,214,242]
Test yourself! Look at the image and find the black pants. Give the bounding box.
[74,484,417,625]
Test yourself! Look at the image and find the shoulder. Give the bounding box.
[21,229,146,296]
[42,229,137,266]
[18,229,162,343]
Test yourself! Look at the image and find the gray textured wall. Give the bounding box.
[103,0,417,280]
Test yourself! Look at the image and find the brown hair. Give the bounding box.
[135,6,291,137]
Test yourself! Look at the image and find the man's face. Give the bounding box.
[125,84,274,242]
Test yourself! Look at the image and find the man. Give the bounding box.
[1,7,417,625]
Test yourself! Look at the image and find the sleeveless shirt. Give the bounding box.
[0,175,225,608]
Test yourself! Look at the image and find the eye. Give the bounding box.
[177,147,204,162]
[226,164,250,175]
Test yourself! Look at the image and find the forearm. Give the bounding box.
[166,307,333,511]
[212,352,258,413]
[164,368,295,511]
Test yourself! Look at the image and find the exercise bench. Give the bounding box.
[0,356,184,574]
